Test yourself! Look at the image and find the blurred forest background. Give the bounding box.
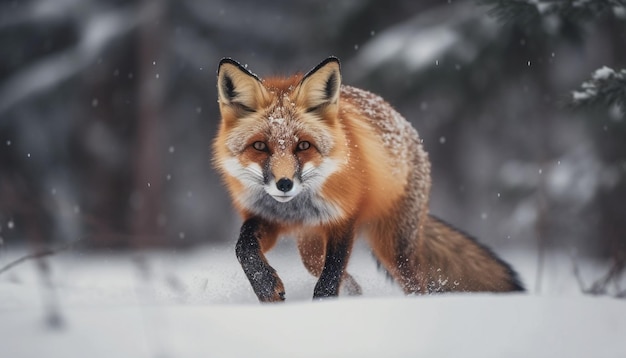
[0,0,624,286]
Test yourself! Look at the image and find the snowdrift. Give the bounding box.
[1,242,624,358]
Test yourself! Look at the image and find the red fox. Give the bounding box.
[213,57,523,302]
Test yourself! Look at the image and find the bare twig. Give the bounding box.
[589,257,625,296]
[571,251,626,299]
[571,251,590,293]
[36,254,64,329]
[534,163,549,293]
[0,239,81,276]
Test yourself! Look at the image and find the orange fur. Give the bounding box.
[213,57,523,302]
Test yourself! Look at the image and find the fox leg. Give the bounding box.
[235,217,285,302]
[297,233,362,296]
[312,224,357,299]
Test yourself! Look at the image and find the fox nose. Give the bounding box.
[276,178,293,192]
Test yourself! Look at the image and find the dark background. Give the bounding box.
[0,0,624,271]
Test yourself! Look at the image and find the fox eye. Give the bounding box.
[252,141,267,151]
[296,141,311,151]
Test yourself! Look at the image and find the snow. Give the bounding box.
[356,20,459,73]
[592,66,615,80]
[0,5,142,114]
[350,2,497,77]
[572,66,624,104]
[572,90,594,101]
[1,241,625,358]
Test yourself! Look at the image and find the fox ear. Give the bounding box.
[217,58,267,113]
[296,57,341,113]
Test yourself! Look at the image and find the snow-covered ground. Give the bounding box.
[1,240,624,358]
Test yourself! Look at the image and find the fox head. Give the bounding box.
[214,57,346,223]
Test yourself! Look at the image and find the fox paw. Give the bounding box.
[258,284,285,303]
[252,273,285,303]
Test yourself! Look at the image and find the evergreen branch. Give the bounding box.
[570,66,626,113]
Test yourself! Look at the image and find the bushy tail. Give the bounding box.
[419,215,524,293]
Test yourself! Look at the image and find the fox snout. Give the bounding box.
[262,152,304,202]
[265,175,301,203]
